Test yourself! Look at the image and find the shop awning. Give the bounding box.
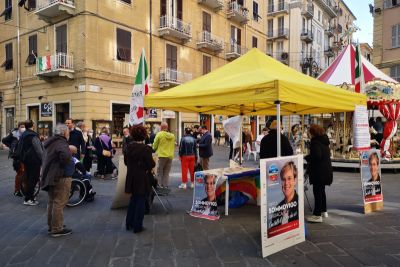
[145,48,366,115]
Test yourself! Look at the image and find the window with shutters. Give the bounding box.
[166,44,177,70]
[2,0,12,21]
[267,43,273,56]
[116,28,131,62]
[203,55,211,75]
[267,19,273,37]
[27,0,36,10]
[391,65,400,82]
[252,36,257,48]
[391,24,400,48]
[230,26,241,45]
[56,24,67,54]
[27,35,37,65]
[278,17,284,35]
[1,43,13,70]
[202,11,211,32]
[161,0,182,19]
[253,1,259,21]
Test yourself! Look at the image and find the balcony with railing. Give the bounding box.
[197,0,224,11]
[301,4,314,19]
[227,2,249,25]
[267,28,289,40]
[197,31,224,53]
[226,43,242,60]
[267,2,289,16]
[331,42,341,51]
[300,30,313,43]
[35,53,74,79]
[159,68,192,88]
[324,47,335,57]
[325,27,334,37]
[159,16,191,42]
[35,0,75,22]
[314,0,337,18]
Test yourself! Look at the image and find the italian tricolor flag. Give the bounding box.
[129,49,149,126]
[38,55,51,71]
[354,45,365,93]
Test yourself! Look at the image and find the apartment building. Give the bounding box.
[266,0,355,77]
[372,0,400,82]
[0,0,269,140]
[360,42,373,62]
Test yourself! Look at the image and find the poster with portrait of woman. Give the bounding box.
[360,149,383,213]
[189,171,221,220]
[260,155,305,257]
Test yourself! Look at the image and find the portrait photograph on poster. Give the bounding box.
[260,155,305,257]
[189,172,221,220]
[360,149,383,213]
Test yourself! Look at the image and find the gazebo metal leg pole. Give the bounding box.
[240,116,243,165]
[301,115,305,154]
[276,101,281,157]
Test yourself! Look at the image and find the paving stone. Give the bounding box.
[306,252,342,267]
[296,241,320,254]
[109,257,131,267]
[331,255,363,266]
[315,242,347,256]
[197,257,222,267]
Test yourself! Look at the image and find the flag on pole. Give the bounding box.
[223,116,242,149]
[354,45,365,93]
[129,49,149,126]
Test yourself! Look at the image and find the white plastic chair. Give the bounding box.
[246,142,258,161]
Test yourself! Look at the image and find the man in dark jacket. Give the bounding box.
[198,125,213,170]
[65,118,86,160]
[17,120,43,206]
[41,124,73,237]
[2,121,25,197]
[260,120,293,159]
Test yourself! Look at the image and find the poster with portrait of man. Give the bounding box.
[260,155,305,257]
[360,149,383,213]
[189,171,220,220]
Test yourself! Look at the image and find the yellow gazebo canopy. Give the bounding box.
[145,48,366,115]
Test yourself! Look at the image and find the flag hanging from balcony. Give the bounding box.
[354,45,365,93]
[129,49,149,126]
[38,55,51,71]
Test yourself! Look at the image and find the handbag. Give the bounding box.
[99,139,111,157]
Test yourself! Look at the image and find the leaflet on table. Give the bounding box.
[189,171,221,220]
[360,149,383,213]
[260,155,305,257]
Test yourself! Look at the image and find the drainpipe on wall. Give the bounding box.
[149,0,152,77]
[16,3,22,122]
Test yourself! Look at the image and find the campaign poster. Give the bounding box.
[260,155,305,257]
[353,105,370,150]
[189,171,220,220]
[360,149,383,213]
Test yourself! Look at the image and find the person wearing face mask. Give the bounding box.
[83,129,95,173]
[1,121,26,197]
[122,126,131,154]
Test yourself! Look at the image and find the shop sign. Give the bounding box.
[148,108,158,118]
[162,110,175,119]
[40,102,53,117]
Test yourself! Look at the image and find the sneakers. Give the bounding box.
[190,183,194,189]
[307,215,323,223]
[51,228,72,237]
[322,212,328,218]
[14,191,23,197]
[23,200,39,206]
[178,183,187,189]
[48,225,67,233]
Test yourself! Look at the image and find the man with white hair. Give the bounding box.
[153,122,175,188]
[41,124,73,237]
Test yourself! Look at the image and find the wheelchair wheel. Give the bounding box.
[67,179,87,207]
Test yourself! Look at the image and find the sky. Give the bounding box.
[343,0,374,46]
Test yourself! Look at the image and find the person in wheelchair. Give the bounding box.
[69,146,96,202]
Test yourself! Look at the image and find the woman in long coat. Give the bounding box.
[305,124,333,223]
[124,125,155,233]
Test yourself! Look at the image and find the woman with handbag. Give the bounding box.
[124,125,155,233]
[94,127,115,179]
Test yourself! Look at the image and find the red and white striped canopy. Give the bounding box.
[318,45,398,85]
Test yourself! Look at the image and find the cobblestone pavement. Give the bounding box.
[0,146,399,267]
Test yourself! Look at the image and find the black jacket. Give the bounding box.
[260,130,293,159]
[17,129,43,165]
[198,131,213,158]
[124,142,155,195]
[305,134,333,186]
[41,135,72,191]
[68,128,86,158]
